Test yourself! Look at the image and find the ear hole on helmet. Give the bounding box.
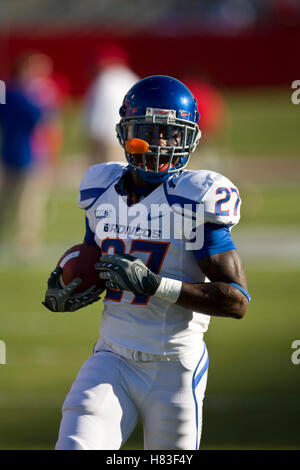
[119,105,126,117]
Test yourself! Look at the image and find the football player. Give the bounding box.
[43,75,250,450]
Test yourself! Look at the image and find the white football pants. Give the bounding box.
[55,339,209,450]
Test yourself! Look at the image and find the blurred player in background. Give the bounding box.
[184,76,228,143]
[0,56,42,254]
[43,75,250,450]
[83,43,139,165]
[0,52,66,259]
[183,75,230,172]
[14,52,66,259]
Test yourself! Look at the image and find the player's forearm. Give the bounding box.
[176,281,248,319]
[97,253,249,318]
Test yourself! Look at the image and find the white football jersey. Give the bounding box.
[78,162,241,356]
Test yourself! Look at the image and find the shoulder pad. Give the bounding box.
[78,162,126,209]
[166,170,241,226]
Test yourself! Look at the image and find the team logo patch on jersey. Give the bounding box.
[95,209,111,220]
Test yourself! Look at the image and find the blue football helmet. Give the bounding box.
[116,75,201,184]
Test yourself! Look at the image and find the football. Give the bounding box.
[57,243,104,293]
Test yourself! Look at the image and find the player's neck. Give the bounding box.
[131,170,155,187]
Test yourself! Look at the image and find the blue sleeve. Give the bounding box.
[193,223,236,260]
[83,216,97,246]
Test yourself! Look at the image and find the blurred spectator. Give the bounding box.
[0,61,41,255]
[0,52,65,259]
[83,43,139,165]
[17,53,65,259]
[184,76,229,143]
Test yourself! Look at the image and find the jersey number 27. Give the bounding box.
[215,187,240,217]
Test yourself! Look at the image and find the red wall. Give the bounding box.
[0,26,299,95]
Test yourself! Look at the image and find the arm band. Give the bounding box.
[228,282,251,303]
[154,277,182,303]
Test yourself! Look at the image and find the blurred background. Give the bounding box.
[0,0,299,450]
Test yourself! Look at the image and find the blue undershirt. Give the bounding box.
[193,223,236,260]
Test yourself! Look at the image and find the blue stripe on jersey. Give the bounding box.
[80,174,121,210]
[80,187,108,210]
[163,183,199,213]
[193,223,236,260]
[192,343,209,450]
[84,216,97,246]
[80,187,107,201]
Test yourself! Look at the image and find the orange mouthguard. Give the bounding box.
[125,138,150,154]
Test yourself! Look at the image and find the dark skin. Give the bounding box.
[131,168,249,320]
[178,250,248,319]
[130,129,181,176]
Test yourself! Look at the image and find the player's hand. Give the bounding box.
[42,266,104,312]
[95,254,162,296]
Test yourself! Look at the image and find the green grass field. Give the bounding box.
[224,88,300,157]
[0,88,299,449]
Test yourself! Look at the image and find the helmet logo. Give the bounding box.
[178,110,191,119]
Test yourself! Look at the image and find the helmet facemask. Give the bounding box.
[116,107,201,183]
